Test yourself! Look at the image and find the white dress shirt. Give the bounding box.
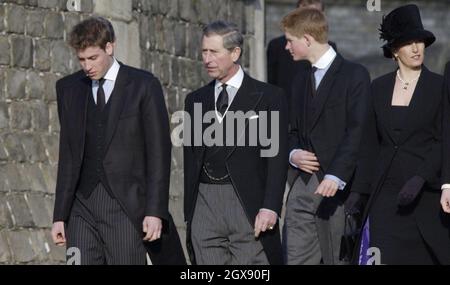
[92,58,120,104]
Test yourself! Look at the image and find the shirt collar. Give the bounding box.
[313,46,337,70]
[98,57,120,83]
[215,65,244,90]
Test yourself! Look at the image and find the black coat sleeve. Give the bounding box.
[141,77,171,220]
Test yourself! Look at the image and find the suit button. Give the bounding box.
[394,145,399,150]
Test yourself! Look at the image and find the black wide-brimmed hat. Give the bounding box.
[379,4,435,58]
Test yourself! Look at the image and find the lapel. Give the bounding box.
[225,73,264,159]
[195,81,215,162]
[71,76,91,163]
[309,54,343,132]
[103,63,131,154]
[376,71,397,144]
[397,66,430,144]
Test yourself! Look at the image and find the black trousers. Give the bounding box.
[66,183,147,265]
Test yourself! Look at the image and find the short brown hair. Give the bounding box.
[281,8,328,44]
[296,0,324,11]
[69,16,115,51]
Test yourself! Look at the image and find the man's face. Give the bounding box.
[285,31,308,61]
[77,42,114,80]
[202,35,240,82]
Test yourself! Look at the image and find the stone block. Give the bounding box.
[6,230,37,263]
[179,0,195,22]
[94,0,132,21]
[11,35,33,68]
[0,36,10,65]
[0,231,12,263]
[20,133,47,162]
[5,5,26,34]
[48,103,60,133]
[6,69,27,99]
[22,164,47,192]
[2,134,26,162]
[41,134,59,164]
[26,10,45,37]
[51,41,71,74]
[0,6,4,32]
[27,71,46,100]
[111,20,140,68]
[174,22,186,57]
[30,101,50,131]
[63,12,81,36]
[34,39,51,71]
[44,73,59,102]
[44,12,64,39]
[40,164,57,194]
[186,25,202,61]
[0,165,9,191]
[37,0,66,10]
[0,102,8,130]
[6,194,34,227]
[26,194,51,228]
[10,102,32,130]
[0,194,14,229]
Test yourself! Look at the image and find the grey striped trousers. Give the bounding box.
[66,183,147,265]
[191,183,269,265]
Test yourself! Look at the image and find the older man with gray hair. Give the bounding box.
[183,20,288,265]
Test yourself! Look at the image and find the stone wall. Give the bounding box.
[0,0,260,264]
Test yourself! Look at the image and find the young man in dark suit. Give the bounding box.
[267,0,336,188]
[184,21,288,265]
[281,8,370,264]
[267,0,324,103]
[50,17,185,265]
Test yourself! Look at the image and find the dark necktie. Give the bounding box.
[216,84,229,115]
[97,78,106,110]
[310,66,318,96]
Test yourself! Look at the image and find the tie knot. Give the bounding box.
[311,66,318,74]
[98,78,106,87]
[221,84,227,91]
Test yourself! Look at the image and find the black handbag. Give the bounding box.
[339,213,362,262]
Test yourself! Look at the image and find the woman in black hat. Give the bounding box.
[352,4,450,264]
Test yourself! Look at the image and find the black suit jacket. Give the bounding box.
[289,54,371,186]
[53,63,185,264]
[183,73,288,265]
[442,62,450,183]
[352,67,450,264]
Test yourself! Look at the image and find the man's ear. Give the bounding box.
[105,42,115,56]
[304,34,314,48]
[231,47,241,63]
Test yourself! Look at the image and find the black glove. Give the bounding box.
[344,192,367,215]
[397,175,425,206]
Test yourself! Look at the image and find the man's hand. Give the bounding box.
[441,189,450,213]
[51,221,66,246]
[291,150,320,174]
[143,216,162,242]
[315,178,338,197]
[254,209,277,238]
